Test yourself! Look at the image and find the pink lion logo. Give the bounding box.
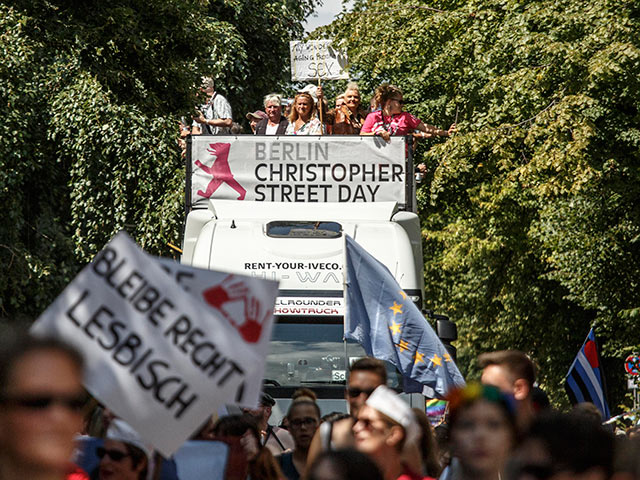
[195,143,247,200]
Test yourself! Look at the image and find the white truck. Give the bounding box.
[182,135,426,418]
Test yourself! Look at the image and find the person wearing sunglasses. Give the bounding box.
[306,357,388,472]
[361,84,456,143]
[0,331,88,480]
[97,419,152,480]
[277,394,321,480]
[353,385,427,480]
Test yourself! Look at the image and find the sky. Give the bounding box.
[304,0,353,33]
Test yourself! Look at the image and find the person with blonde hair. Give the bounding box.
[361,84,455,142]
[285,92,323,135]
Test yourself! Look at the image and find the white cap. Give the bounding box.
[106,419,154,477]
[300,84,318,101]
[365,385,420,444]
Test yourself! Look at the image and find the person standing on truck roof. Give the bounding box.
[360,84,455,143]
[243,392,295,456]
[318,83,368,135]
[246,110,268,134]
[277,392,321,480]
[191,77,233,135]
[285,92,324,135]
[305,358,387,471]
[254,94,289,135]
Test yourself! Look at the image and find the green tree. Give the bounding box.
[0,0,316,321]
[206,0,317,118]
[324,0,640,408]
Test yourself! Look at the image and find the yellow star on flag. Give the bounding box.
[399,291,407,299]
[431,354,442,367]
[444,353,452,363]
[389,320,402,335]
[389,301,403,316]
[396,340,410,352]
[413,351,425,364]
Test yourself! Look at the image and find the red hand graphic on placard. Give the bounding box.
[202,275,266,343]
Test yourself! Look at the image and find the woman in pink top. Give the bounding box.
[361,84,455,142]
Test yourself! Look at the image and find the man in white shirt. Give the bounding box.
[192,77,233,135]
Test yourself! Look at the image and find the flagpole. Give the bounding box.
[343,234,349,381]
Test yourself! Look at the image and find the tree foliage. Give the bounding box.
[0,0,315,322]
[325,0,640,407]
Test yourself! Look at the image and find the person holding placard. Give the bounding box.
[360,84,455,142]
[285,93,324,135]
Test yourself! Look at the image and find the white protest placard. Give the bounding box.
[189,136,407,206]
[156,257,278,408]
[290,40,349,81]
[31,232,264,457]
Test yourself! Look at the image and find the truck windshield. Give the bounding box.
[266,221,342,238]
[265,320,402,388]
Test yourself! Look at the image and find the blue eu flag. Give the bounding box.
[344,235,465,398]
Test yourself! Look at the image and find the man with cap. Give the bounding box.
[243,393,294,455]
[246,110,268,134]
[353,386,431,480]
[97,419,153,480]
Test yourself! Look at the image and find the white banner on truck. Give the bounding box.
[31,232,264,457]
[190,136,406,206]
[290,40,349,81]
[156,258,278,407]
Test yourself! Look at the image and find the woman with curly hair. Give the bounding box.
[361,84,455,142]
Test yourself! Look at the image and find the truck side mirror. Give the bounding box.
[436,316,458,362]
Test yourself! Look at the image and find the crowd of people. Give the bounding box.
[2,328,640,480]
[177,77,456,157]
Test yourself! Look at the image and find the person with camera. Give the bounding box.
[191,77,233,135]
